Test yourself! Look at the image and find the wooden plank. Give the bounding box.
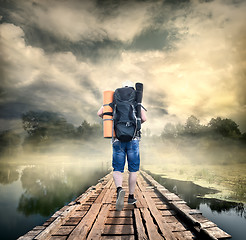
[192,214,210,223]
[173,230,196,239]
[67,203,103,240]
[18,230,43,240]
[138,175,176,240]
[102,225,134,235]
[110,204,134,211]
[101,236,135,240]
[76,204,91,211]
[200,221,217,228]
[87,204,112,240]
[68,183,114,240]
[132,184,148,208]
[72,210,87,218]
[134,208,148,240]
[202,226,231,239]
[63,217,82,226]
[52,226,75,236]
[160,210,177,216]
[108,210,132,218]
[167,221,187,232]
[104,188,116,204]
[105,217,133,225]
[49,236,67,240]
[162,215,179,223]
[34,205,79,240]
[156,204,171,210]
[140,208,163,240]
[95,178,114,204]
[42,217,56,227]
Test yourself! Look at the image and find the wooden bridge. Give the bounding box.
[18,171,231,240]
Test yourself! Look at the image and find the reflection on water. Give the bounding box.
[0,160,110,240]
[148,172,246,240]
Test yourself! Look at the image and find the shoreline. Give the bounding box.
[143,163,246,204]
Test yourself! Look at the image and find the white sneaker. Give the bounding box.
[116,189,125,211]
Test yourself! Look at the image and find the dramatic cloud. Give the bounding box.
[0,0,246,134]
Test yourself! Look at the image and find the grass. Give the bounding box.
[142,163,246,203]
[140,139,246,203]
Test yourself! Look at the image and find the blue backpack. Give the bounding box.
[112,87,138,142]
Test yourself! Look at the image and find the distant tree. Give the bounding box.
[175,123,185,135]
[184,115,202,135]
[22,111,76,145]
[0,130,21,156]
[161,123,177,139]
[76,120,102,139]
[208,117,241,138]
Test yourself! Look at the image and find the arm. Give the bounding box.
[97,106,103,118]
[141,108,147,123]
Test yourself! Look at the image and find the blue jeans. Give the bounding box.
[112,140,140,173]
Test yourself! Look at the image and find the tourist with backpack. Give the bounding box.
[97,81,147,211]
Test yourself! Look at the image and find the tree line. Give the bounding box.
[0,111,245,156]
[0,111,103,156]
[161,115,246,142]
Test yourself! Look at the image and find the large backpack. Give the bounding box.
[112,87,137,142]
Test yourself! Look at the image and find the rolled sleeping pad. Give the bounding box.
[103,90,115,138]
[135,83,143,131]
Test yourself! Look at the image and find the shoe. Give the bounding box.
[116,188,125,211]
[128,197,137,204]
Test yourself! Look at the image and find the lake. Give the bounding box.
[0,159,110,240]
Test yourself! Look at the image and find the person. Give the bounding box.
[97,81,146,211]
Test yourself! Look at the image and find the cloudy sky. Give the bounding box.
[0,0,246,135]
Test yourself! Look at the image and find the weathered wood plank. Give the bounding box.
[138,175,176,240]
[34,205,79,240]
[101,236,135,240]
[87,204,111,240]
[72,210,87,218]
[67,203,103,240]
[201,226,231,239]
[18,230,43,240]
[52,226,75,236]
[160,209,177,216]
[110,204,134,211]
[102,225,134,235]
[108,210,132,218]
[63,217,82,226]
[49,236,67,240]
[173,230,196,240]
[134,208,148,240]
[134,184,148,208]
[105,217,133,225]
[140,207,163,240]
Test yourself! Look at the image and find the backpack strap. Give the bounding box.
[111,103,117,143]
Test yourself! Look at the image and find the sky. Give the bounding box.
[0,0,246,135]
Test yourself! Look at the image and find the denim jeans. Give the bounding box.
[112,139,140,173]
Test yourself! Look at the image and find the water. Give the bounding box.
[148,172,246,240]
[0,160,110,240]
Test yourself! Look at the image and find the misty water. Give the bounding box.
[1,146,245,240]
[0,157,110,240]
[148,172,246,240]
